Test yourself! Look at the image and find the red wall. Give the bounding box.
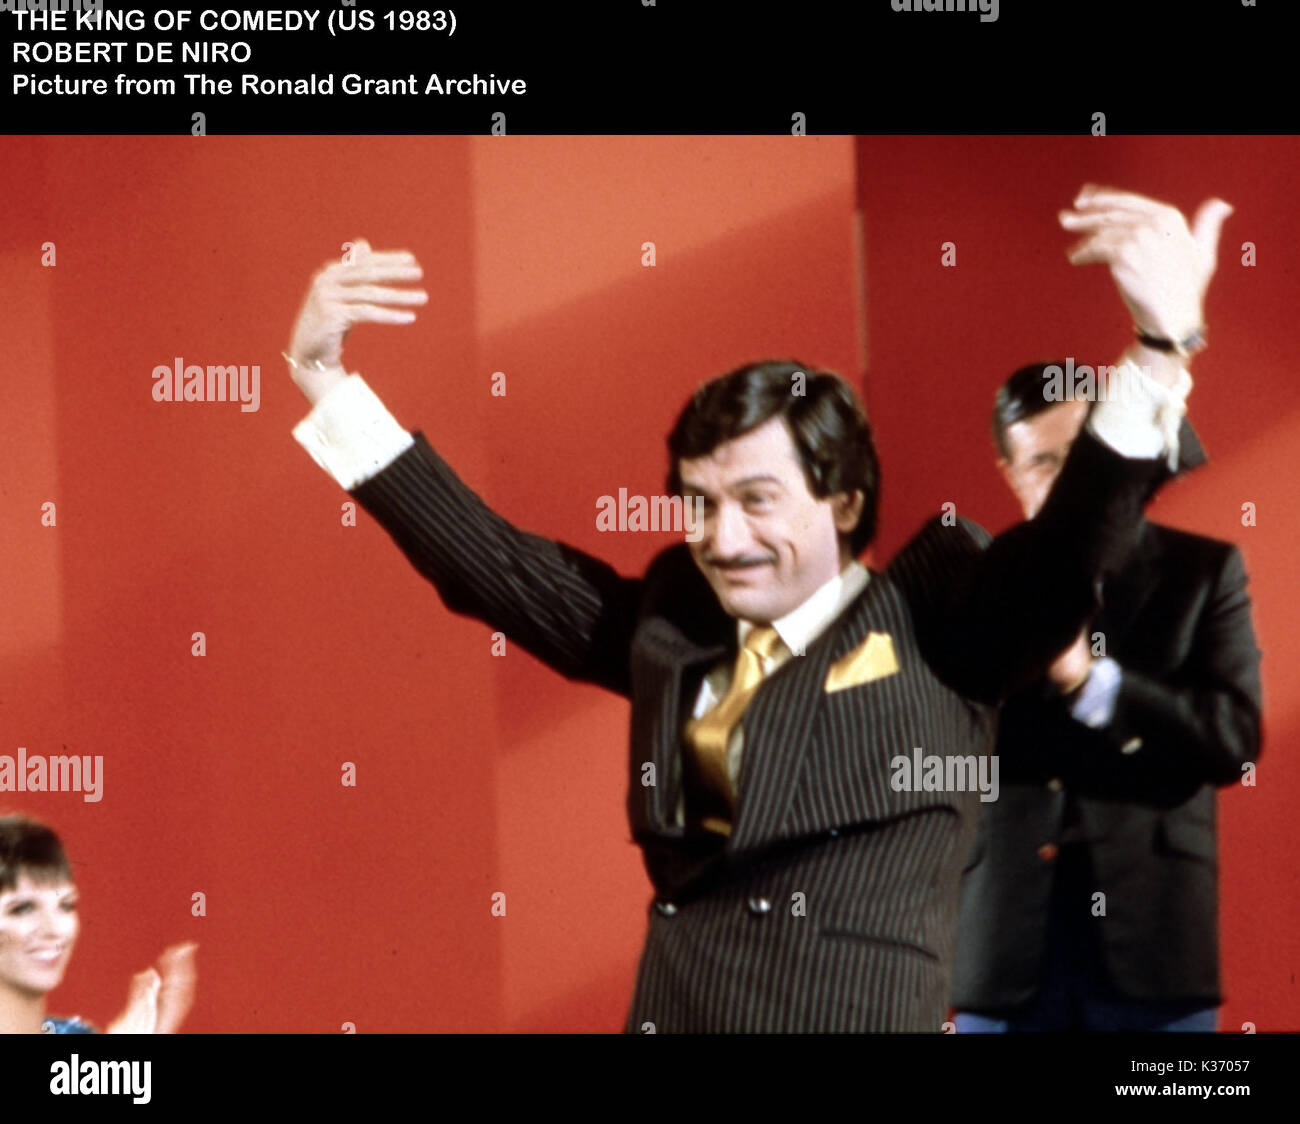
[1,135,861,1031]
[856,136,1299,1031]
[4,134,1292,1033]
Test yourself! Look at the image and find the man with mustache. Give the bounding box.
[285,185,1231,1031]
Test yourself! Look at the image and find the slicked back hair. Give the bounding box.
[991,360,1072,461]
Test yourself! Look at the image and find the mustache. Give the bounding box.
[705,554,776,569]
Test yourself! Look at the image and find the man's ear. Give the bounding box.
[832,489,865,535]
[995,456,1015,490]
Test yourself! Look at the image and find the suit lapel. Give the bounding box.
[728,572,892,851]
[657,628,726,832]
[632,551,731,834]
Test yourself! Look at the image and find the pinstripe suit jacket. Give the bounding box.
[350,423,1176,1032]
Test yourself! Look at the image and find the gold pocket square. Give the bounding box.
[824,631,899,693]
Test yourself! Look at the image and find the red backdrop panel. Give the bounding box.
[856,135,1299,1031]
[1,135,860,1032]
[3,134,1290,1033]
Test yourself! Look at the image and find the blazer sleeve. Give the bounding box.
[349,430,642,697]
[889,422,1180,705]
[1009,543,1262,803]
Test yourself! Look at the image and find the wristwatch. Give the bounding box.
[1135,325,1208,359]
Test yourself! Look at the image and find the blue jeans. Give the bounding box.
[957,844,1217,1032]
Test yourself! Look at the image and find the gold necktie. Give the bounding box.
[684,625,786,834]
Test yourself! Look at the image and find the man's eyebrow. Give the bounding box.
[681,475,785,495]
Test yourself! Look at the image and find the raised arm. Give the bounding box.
[286,240,641,696]
[891,187,1234,705]
[889,422,1174,705]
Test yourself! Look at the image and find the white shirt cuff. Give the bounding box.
[291,373,414,490]
[1086,359,1191,469]
[1069,656,1122,729]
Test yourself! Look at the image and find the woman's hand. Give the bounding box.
[106,942,198,1034]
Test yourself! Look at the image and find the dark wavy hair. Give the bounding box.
[0,816,73,893]
[666,359,881,555]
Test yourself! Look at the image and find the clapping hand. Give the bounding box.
[106,942,198,1034]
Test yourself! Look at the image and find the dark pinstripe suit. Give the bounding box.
[350,422,1176,1032]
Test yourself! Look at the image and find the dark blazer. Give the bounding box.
[952,520,1262,1011]
[349,422,1179,1031]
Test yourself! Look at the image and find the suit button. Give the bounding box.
[828,828,840,838]
[747,896,772,916]
[1037,843,1059,863]
[1046,778,1064,793]
[655,900,677,917]
[1121,737,1144,755]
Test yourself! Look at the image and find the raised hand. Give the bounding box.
[286,238,429,405]
[106,942,198,1034]
[1059,186,1233,346]
[152,941,198,1034]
